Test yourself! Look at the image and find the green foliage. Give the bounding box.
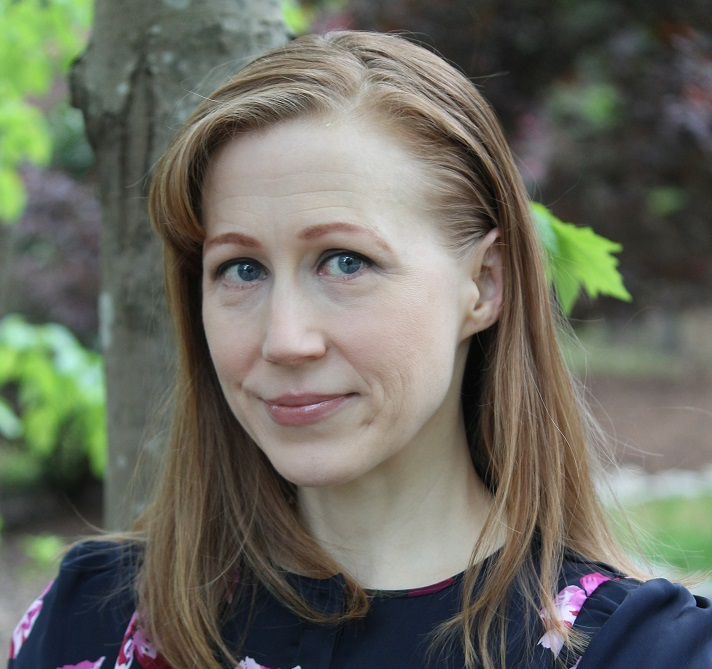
[646,186,689,218]
[532,202,632,315]
[281,0,346,35]
[562,322,685,380]
[618,494,712,575]
[22,533,65,567]
[47,102,94,174]
[549,81,622,133]
[281,0,313,35]
[0,0,93,223]
[0,444,43,488]
[0,161,30,222]
[0,315,106,490]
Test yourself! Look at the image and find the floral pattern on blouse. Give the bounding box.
[8,579,54,661]
[114,612,171,669]
[10,553,636,669]
[113,613,303,669]
[237,658,301,669]
[113,612,302,669]
[7,584,302,669]
[538,572,613,667]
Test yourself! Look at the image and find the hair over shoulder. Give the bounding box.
[141,30,635,669]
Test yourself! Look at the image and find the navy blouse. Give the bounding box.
[6,541,712,668]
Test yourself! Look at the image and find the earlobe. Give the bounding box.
[462,228,503,338]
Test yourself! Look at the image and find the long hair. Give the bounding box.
[142,30,634,669]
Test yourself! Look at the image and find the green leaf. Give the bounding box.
[0,166,27,223]
[0,99,52,165]
[0,0,93,222]
[84,407,108,477]
[580,83,621,130]
[646,186,689,218]
[531,202,632,315]
[0,398,23,440]
[23,404,60,456]
[531,202,559,259]
[0,345,18,382]
[281,0,313,34]
[0,314,107,483]
[22,533,66,567]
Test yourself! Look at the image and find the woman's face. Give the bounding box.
[201,117,496,489]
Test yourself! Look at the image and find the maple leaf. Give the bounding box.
[531,202,632,315]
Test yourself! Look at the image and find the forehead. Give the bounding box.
[202,117,435,221]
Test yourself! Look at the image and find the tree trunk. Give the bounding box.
[71,1,288,530]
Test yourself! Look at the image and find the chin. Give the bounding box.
[270,458,364,490]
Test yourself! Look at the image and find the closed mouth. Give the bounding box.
[262,393,355,426]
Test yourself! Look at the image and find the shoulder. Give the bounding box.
[50,539,140,591]
[535,554,623,664]
[554,555,712,669]
[8,541,141,669]
[34,539,140,616]
[576,575,712,669]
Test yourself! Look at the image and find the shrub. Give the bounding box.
[0,314,105,494]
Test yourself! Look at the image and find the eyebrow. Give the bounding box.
[298,222,393,253]
[204,222,394,254]
[203,231,262,252]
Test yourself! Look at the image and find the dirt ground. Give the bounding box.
[591,375,712,473]
[1,373,711,655]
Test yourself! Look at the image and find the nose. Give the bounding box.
[261,281,327,366]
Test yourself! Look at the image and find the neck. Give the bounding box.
[297,433,503,590]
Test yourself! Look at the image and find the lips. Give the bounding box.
[262,393,354,427]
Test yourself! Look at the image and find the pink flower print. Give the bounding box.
[114,612,138,669]
[538,572,613,658]
[236,659,302,669]
[580,572,611,596]
[8,579,54,660]
[58,659,106,669]
[132,625,160,662]
[114,612,172,669]
[237,660,265,669]
[538,585,588,655]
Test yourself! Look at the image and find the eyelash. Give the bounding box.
[214,250,373,284]
[318,250,372,278]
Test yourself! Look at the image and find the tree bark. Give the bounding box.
[71,1,288,530]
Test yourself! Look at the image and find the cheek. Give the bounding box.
[343,277,462,392]
[202,307,254,389]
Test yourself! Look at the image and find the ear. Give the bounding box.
[461,227,503,339]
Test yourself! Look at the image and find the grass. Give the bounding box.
[569,312,712,575]
[616,494,712,575]
[560,309,712,382]
[562,321,688,381]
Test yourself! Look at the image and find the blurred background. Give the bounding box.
[1,0,711,650]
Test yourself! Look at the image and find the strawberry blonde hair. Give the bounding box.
[141,30,634,669]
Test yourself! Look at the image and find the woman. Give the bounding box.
[8,31,712,669]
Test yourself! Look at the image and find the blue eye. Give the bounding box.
[220,260,266,283]
[320,252,369,277]
[336,254,363,274]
